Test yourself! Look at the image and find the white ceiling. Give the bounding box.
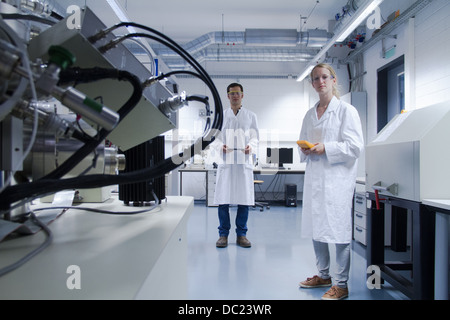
[84,0,350,43]
[54,0,355,73]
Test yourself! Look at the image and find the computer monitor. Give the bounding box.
[266,147,293,168]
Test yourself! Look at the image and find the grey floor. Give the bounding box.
[186,201,409,300]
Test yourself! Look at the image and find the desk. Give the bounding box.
[179,167,305,206]
[0,195,193,299]
[178,167,209,198]
[254,168,305,175]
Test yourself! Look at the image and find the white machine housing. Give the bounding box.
[366,101,450,202]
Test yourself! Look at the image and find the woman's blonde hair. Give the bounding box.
[310,63,340,98]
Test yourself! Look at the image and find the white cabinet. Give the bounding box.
[353,192,367,246]
[207,170,218,207]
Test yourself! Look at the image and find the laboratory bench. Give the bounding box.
[421,199,450,300]
[0,195,194,299]
[366,193,437,300]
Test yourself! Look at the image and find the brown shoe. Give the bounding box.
[216,236,228,248]
[321,286,349,300]
[299,275,332,288]
[236,236,251,248]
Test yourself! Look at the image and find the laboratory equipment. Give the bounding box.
[0,3,223,211]
[27,7,176,151]
[366,101,450,202]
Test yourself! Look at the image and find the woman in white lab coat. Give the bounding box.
[298,64,364,300]
[214,83,259,248]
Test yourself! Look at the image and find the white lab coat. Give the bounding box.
[299,96,364,244]
[214,107,259,206]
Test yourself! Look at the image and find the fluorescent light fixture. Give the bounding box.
[296,0,384,82]
[336,0,384,42]
[106,0,138,33]
[297,65,314,82]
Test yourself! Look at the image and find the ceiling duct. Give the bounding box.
[245,28,298,46]
[145,28,331,70]
[163,47,318,69]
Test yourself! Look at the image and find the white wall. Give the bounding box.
[413,0,450,108]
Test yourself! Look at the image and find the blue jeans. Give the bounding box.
[218,204,249,237]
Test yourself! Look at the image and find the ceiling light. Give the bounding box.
[106,0,138,33]
[336,0,384,42]
[297,0,384,82]
[297,65,314,82]
[106,0,128,21]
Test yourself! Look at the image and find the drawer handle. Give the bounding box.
[355,227,363,233]
[355,213,363,218]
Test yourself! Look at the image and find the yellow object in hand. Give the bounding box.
[297,140,315,149]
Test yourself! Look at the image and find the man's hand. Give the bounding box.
[222,145,233,153]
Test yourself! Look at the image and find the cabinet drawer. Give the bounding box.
[353,224,367,246]
[353,211,367,229]
[353,192,366,213]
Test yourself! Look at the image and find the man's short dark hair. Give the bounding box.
[227,83,243,93]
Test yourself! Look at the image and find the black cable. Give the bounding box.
[0,156,179,206]
[186,94,211,132]
[0,68,142,206]
[79,28,223,156]
[93,24,223,146]
[42,67,143,180]
[160,70,203,79]
[102,32,222,146]
[71,127,95,144]
[92,22,223,131]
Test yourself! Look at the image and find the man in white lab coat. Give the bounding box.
[214,83,259,248]
[298,64,364,300]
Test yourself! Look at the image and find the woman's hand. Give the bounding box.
[300,143,325,155]
[310,143,325,155]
